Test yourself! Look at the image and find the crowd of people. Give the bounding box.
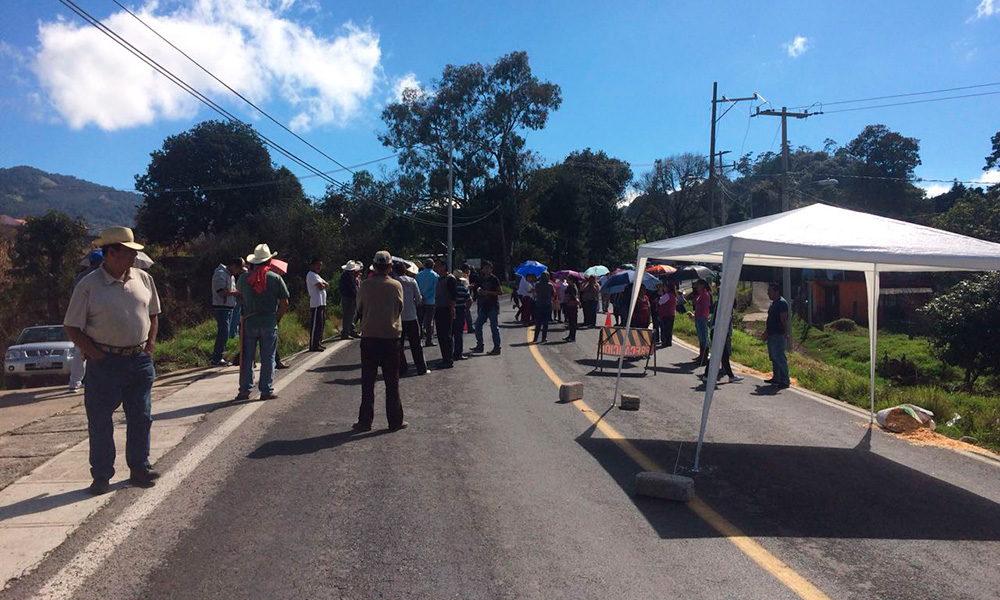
[62,225,792,496]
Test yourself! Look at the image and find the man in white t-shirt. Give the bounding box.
[306,257,329,351]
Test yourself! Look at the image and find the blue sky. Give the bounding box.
[2,0,999,200]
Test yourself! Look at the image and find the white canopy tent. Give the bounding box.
[612,203,1000,471]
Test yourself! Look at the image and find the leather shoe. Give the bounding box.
[260,392,278,401]
[351,422,372,433]
[470,345,485,353]
[389,421,409,432]
[234,392,250,401]
[764,378,775,384]
[129,468,159,488]
[88,479,111,495]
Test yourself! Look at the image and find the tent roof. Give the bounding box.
[637,203,1000,272]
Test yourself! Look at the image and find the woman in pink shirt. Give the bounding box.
[657,282,678,348]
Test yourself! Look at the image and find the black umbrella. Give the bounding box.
[662,265,715,282]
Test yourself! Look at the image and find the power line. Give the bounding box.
[55,0,471,228]
[816,90,1000,114]
[790,81,1000,110]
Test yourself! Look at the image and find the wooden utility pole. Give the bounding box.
[753,106,814,306]
[707,84,756,228]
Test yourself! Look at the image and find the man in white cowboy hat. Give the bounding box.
[235,243,289,401]
[63,226,161,495]
[338,259,363,339]
[353,250,407,432]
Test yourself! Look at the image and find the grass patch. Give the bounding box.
[671,313,1000,451]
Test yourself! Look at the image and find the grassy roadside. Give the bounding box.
[670,314,1000,451]
[154,313,341,374]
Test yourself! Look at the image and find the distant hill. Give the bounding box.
[0,166,141,231]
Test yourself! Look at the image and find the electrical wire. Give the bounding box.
[790,81,1000,110]
[56,0,483,228]
[816,90,1000,114]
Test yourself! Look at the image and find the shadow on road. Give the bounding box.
[324,377,365,386]
[0,481,131,521]
[309,363,362,373]
[574,430,1000,541]
[248,429,391,458]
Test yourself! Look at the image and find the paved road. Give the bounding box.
[4,308,999,599]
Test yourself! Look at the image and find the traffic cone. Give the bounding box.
[604,310,613,327]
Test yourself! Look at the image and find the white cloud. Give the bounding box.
[972,0,997,19]
[976,170,1000,185]
[919,183,952,198]
[32,0,381,131]
[783,35,810,58]
[391,72,420,101]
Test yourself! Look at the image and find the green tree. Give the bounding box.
[12,211,88,323]
[986,130,1000,172]
[919,273,1000,389]
[843,124,925,217]
[628,153,708,240]
[379,51,562,273]
[135,121,302,245]
[932,185,1000,243]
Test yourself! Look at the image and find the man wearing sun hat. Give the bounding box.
[235,243,289,401]
[64,226,161,496]
[339,259,362,339]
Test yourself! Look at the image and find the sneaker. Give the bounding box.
[351,422,372,433]
[470,345,485,353]
[388,421,410,432]
[88,479,111,495]
[729,375,744,383]
[260,392,278,401]
[234,392,251,401]
[211,359,232,367]
[488,348,501,355]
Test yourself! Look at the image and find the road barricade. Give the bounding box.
[597,326,656,375]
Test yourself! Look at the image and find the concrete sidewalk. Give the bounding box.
[0,364,244,588]
[0,367,220,491]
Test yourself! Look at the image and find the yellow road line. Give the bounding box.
[526,326,832,600]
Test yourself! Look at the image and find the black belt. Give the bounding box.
[96,343,146,356]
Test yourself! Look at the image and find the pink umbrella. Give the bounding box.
[552,269,584,280]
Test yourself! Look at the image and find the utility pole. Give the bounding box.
[753,105,814,307]
[447,142,454,272]
[707,83,757,228]
[715,150,731,225]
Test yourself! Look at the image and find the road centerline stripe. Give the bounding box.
[526,326,832,600]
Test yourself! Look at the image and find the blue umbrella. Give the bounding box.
[600,270,660,294]
[515,260,548,277]
[583,265,609,277]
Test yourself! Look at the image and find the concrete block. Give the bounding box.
[619,394,640,411]
[559,381,583,403]
[635,472,695,502]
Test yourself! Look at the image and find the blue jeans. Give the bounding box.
[475,305,501,349]
[240,325,278,395]
[212,308,233,362]
[695,316,710,357]
[767,334,790,385]
[228,303,242,338]
[84,353,155,481]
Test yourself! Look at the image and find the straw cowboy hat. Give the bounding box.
[94,226,144,250]
[342,260,363,271]
[247,243,278,265]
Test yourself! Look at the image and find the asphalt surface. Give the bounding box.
[4,307,1000,600]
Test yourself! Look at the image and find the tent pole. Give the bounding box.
[693,247,745,472]
[865,266,880,424]
[612,256,648,407]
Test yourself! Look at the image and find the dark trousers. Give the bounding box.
[521,296,534,324]
[212,307,232,361]
[659,315,675,347]
[435,306,454,364]
[565,305,578,340]
[399,319,427,375]
[533,304,551,342]
[84,353,155,481]
[418,304,435,344]
[582,300,598,327]
[453,306,467,359]
[341,297,357,338]
[309,305,326,350]
[358,338,404,428]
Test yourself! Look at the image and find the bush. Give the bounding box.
[827,318,857,332]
